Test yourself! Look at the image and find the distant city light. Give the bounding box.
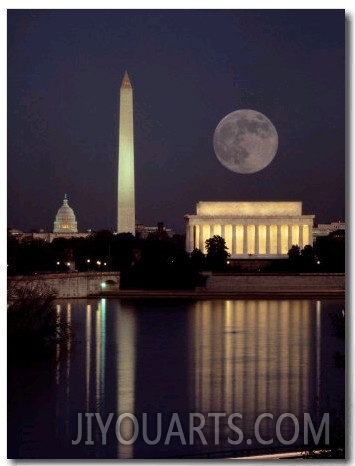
[56,261,60,265]
[101,282,106,289]
[97,261,101,265]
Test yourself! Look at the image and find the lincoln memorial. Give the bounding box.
[185,201,314,258]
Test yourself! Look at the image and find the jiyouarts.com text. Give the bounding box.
[72,412,329,446]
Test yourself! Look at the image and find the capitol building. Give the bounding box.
[9,195,90,243]
[53,194,78,234]
[34,194,90,242]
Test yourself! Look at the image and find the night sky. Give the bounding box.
[7,9,345,234]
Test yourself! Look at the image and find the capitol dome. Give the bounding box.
[53,194,78,233]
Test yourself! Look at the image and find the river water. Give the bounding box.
[8,298,345,459]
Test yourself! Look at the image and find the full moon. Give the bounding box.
[213,109,278,174]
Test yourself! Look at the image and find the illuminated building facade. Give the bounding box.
[117,71,135,234]
[136,222,174,239]
[53,194,78,233]
[185,201,314,258]
[313,221,345,242]
[9,195,90,243]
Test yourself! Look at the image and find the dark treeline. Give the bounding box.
[7,230,205,289]
[7,229,344,288]
[285,230,345,273]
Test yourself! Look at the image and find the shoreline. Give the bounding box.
[9,272,345,300]
[87,289,345,300]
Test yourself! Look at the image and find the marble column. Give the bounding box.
[288,225,293,250]
[266,225,271,255]
[303,225,309,246]
[186,224,193,252]
[243,224,248,255]
[185,224,190,252]
[196,225,202,251]
[277,224,282,255]
[232,225,236,256]
[299,224,304,249]
[255,225,259,255]
[221,224,225,240]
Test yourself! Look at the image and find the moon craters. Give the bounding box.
[213,109,278,174]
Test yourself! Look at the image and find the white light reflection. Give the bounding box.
[116,304,136,459]
[86,304,92,413]
[94,299,107,419]
[55,304,61,385]
[66,302,71,396]
[95,301,101,412]
[316,300,322,425]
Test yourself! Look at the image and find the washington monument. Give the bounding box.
[117,71,135,234]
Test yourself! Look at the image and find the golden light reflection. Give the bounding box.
[190,300,313,437]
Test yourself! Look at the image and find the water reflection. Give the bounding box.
[8,298,344,459]
[189,300,314,447]
[85,303,91,412]
[116,302,136,459]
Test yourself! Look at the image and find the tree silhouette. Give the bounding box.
[301,244,316,271]
[205,235,230,270]
[287,245,301,271]
[190,248,206,271]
